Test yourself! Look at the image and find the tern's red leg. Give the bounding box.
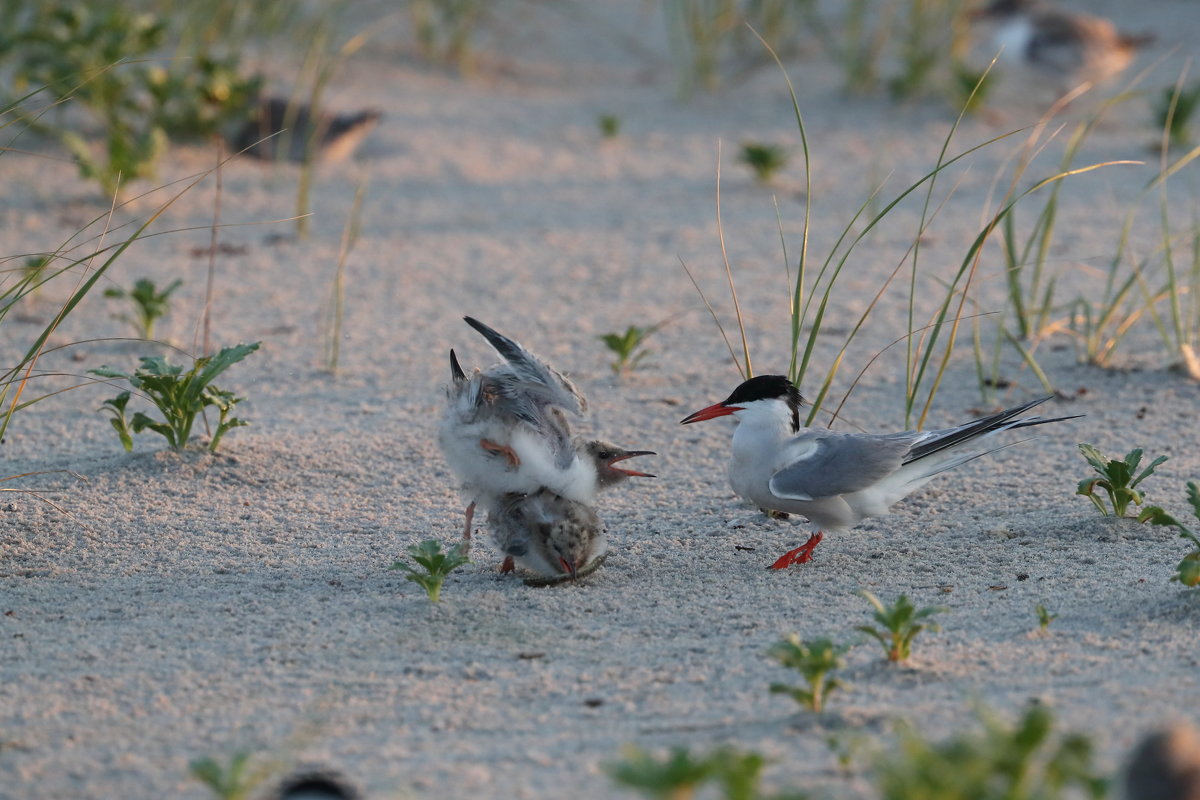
[480,438,520,467]
[768,531,824,570]
[500,556,515,573]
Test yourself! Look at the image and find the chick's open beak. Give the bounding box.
[608,450,657,478]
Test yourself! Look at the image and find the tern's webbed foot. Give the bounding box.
[768,531,824,570]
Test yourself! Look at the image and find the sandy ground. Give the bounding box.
[2,2,1200,798]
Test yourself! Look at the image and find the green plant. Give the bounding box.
[409,0,486,72]
[190,752,263,800]
[1137,481,1200,587]
[90,342,260,453]
[1076,443,1167,518]
[600,323,662,376]
[103,277,182,339]
[145,54,262,141]
[876,704,1108,800]
[1035,604,1058,631]
[768,634,846,713]
[6,4,170,196]
[1,3,268,197]
[607,745,716,799]
[738,141,789,184]
[390,539,470,603]
[972,90,1141,403]
[1155,80,1200,149]
[607,744,804,800]
[662,0,738,96]
[0,155,225,442]
[806,0,971,100]
[1062,108,1200,377]
[683,40,1091,431]
[598,113,621,138]
[856,591,946,663]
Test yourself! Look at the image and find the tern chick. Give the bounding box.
[231,96,382,163]
[682,375,1080,569]
[970,0,1152,97]
[489,489,605,580]
[487,440,655,580]
[438,317,654,551]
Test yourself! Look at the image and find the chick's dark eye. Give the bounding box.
[598,451,613,460]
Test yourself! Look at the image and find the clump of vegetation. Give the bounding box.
[3,4,261,197]
[391,539,471,604]
[190,751,270,800]
[1035,604,1058,632]
[1154,80,1200,149]
[1138,481,1200,587]
[738,141,789,184]
[91,342,260,453]
[600,323,663,376]
[598,113,621,138]
[856,591,947,663]
[876,705,1108,800]
[104,277,182,340]
[768,634,847,713]
[409,0,486,72]
[606,745,781,800]
[1076,443,1167,518]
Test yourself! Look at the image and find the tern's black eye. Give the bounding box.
[598,451,613,460]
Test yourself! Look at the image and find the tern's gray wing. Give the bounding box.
[464,316,586,417]
[768,432,916,501]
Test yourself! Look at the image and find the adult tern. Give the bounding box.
[681,374,1080,569]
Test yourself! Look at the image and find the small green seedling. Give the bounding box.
[856,591,947,663]
[1155,81,1200,148]
[91,342,259,453]
[825,732,868,776]
[1076,443,1167,518]
[738,142,789,184]
[104,277,182,339]
[390,539,470,603]
[1138,481,1200,587]
[606,745,714,799]
[875,705,1108,800]
[598,113,621,138]
[600,323,661,376]
[190,751,260,800]
[1035,604,1058,631]
[768,634,847,713]
[606,745,789,800]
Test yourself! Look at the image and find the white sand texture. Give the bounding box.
[2,2,1200,798]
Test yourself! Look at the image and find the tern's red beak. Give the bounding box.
[608,450,657,478]
[680,402,741,424]
[559,557,579,580]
